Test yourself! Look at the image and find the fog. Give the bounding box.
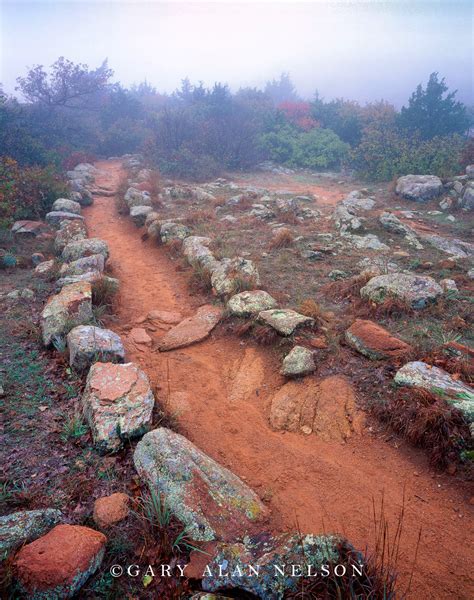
[1,0,472,106]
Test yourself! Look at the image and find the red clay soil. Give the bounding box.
[84,160,474,600]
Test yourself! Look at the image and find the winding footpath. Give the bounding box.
[84,160,474,599]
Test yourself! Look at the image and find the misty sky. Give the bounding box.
[1,1,472,107]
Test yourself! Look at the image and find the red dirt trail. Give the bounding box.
[84,160,474,600]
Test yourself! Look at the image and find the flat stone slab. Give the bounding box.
[133,428,268,542]
[227,290,278,317]
[158,305,223,351]
[270,376,363,441]
[394,361,474,422]
[13,525,106,599]
[0,509,63,557]
[345,319,412,360]
[45,211,84,228]
[82,362,154,452]
[67,325,125,371]
[11,220,49,237]
[258,309,314,335]
[202,532,342,599]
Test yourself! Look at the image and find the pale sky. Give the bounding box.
[1,0,472,106]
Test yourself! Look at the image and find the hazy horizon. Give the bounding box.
[1,0,472,107]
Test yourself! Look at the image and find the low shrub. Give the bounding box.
[0,156,68,224]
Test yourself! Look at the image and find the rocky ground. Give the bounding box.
[1,158,473,599]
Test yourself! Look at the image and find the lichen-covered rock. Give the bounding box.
[422,234,474,258]
[211,257,260,296]
[62,238,109,262]
[55,270,105,290]
[11,220,49,237]
[60,254,105,277]
[182,236,219,272]
[227,290,278,316]
[440,278,458,293]
[82,362,154,452]
[46,211,85,228]
[345,319,412,360]
[93,493,130,529]
[160,222,191,243]
[202,532,344,599]
[395,175,443,202]
[124,187,152,208]
[461,183,474,210]
[52,198,82,215]
[54,220,88,254]
[13,524,106,599]
[0,509,63,557]
[41,282,93,346]
[269,376,363,440]
[133,428,268,542]
[130,205,153,226]
[394,361,474,422]
[347,233,389,251]
[158,305,222,351]
[281,346,315,377]
[360,273,442,309]
[35,259,56,276]
[258,309,314,336]
[379,212,423,249]
[67,325,125,371]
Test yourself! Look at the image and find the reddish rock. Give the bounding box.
[93,493,130,528]
[11,220,49,237]
[129,327,152,346]
[158,305,222,351]
[147,309,183,324]
[14,524,106,599]
[345,319,412,360]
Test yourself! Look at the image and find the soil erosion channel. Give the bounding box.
[84,160,473,600]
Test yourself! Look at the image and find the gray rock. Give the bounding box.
[160,222,191,244]
[395,174,443,202]
[202,532,344,600]
[258,309,314,335]
[182,236,219,272]
[52,198,82,215]
[461,183,474,210]
[211,257,260,296]
[466,165,474,179]
[45,211,85,228]
[35,259,56,276]
[133,428,268,541]
[281,346,315,377]
[124,187,152,208]
[360,273,442,309]
[347,233,389,251]
[394,361,474,422]
[227,290,278,316]
[60,254,105,277]
[379,212,423,249]
[62,238,109,262]
[67,325,125,371]
[130,205,153,226]
[440,278,458,293]
[422,234,474,258]
[41,282,93,346]
[54,220,88,254]
[0,509,63,557]
[83,362,154,453]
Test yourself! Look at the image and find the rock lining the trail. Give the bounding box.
[134,427,269,542]
[82,361,155,453]
[67,325,125,371]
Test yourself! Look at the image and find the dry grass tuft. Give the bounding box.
[270,228,294,249]
[188,264,213,294]
[183,208,216,227]
[373,388,472,469]
[115,174,130,215]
